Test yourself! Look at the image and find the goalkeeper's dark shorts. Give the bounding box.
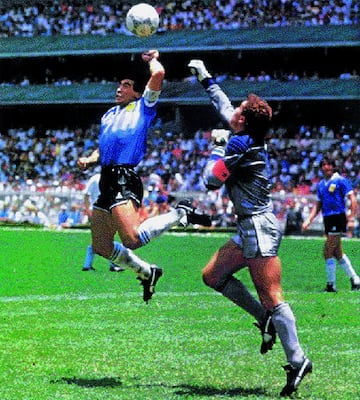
[93,165,143,213]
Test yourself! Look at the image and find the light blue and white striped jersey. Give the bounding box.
[99,91,158,166]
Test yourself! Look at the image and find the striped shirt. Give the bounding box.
[99,88,158,166]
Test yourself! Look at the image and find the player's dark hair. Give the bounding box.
[320,157,336,168]
[242,93,272,141]
[132,74,148,93]
[122,54,148,93]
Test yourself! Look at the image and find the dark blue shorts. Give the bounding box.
[323,213,347,235]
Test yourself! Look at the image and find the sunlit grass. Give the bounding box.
[0,229,359,399]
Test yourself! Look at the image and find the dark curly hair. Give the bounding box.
[320,157,336,168]
[122,54,148,93]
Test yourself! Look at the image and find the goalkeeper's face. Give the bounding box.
[229,102,246,133]
[115,79,141,105]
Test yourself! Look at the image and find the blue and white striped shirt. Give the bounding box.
[99,89,158,166]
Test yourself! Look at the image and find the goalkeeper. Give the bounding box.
[188,60,312,397]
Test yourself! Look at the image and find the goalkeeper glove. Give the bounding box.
[210,129,230,159]
[211,129,230,146]
[188,59,212,82]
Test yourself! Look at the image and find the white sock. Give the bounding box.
[109,241,151,279]
[325,258,337,285]
[339,254,359,282]
[137,209,182,245]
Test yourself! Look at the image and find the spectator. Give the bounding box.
[57,204,69,228]
[284,199,303,235]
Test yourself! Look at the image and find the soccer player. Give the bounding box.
[188,59,312,397]
[78,50,210,303]
[82,172,123,272]
[302,157,360,292]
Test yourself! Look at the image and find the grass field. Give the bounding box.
[0,228,359,400]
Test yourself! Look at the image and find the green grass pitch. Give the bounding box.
[0,228,359,399]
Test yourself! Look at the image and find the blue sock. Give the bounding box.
[83,244,94,269]
[325,258,337,285]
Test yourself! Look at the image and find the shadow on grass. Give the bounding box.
[51,376,122,388]
[173,384,267,397]
[51,377,268,397]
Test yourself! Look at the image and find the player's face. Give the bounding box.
[115,79,141,105]
[321,161,334,178]
[230,101,247,133]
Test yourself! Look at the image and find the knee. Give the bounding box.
[202,269,227,291]
[202,270,214,288]
[121,235,142,250]
[92,243,110,258]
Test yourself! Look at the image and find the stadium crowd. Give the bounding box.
[0,1,358,232]
[0,120,359,234]
[0,0,358,38]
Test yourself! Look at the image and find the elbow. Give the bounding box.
[153,68,165,81]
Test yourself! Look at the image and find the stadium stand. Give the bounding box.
[0,1,359,232]
[0,0,358,38]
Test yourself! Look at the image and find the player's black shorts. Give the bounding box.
[323,213,347,235]
[93,165,143,212]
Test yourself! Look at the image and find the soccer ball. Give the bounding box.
[126,3,159,38]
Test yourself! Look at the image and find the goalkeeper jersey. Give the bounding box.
[205,83,273,218]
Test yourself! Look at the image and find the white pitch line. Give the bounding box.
[0,290,358,305]
[0,291,222,303]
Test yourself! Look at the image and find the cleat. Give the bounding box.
[324,283,337,292]
[254,312,276,354]
[139,266,163,304]
[109,265,125,272]
[280,357,313,397]
[82,266,95,271]
[350,277,360,291]
[176,199,212,227]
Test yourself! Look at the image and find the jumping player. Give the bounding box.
[78,50,210,303]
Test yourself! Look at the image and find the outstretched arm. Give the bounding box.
[142,50,165,91]
[188,59,235,127]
